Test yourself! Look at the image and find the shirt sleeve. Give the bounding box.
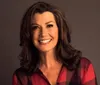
[82,61,98,85]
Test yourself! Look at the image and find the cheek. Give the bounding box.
[32,32,38,44]
[51,28,58,38]
[32,31,39,40]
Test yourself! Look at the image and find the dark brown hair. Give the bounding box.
[19,1,82,72]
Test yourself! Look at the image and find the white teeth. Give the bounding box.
[39,39,51,43]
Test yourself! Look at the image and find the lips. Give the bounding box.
[39,39,52,44]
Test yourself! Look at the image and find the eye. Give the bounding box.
[31,25,38,30]
[47,24,53,28]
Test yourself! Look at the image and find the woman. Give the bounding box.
[12,1,97,85]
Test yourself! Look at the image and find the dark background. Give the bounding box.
[0,0,99,85]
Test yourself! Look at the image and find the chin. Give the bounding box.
[38,48,52,52]
[37,47,55,53]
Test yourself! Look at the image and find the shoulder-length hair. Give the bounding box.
[19,1,82,72]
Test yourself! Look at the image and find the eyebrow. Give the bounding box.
[31,21,54,26]
[45,21,54,24]
[31,23,38,25]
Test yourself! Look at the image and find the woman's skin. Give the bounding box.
[31,11,62,85]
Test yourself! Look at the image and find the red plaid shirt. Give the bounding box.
[12,57,98,85]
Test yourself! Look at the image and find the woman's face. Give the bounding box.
[31,11,58,52]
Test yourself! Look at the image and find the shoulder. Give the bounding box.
[80,57,92,68]
[79,57,96,80]
[80,57,91,63]
[12,67,29,85]
[13,67,29,78]
[14,67,27,74]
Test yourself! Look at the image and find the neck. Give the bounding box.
[39,50,60,69]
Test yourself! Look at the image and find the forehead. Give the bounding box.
[31,11,56,23]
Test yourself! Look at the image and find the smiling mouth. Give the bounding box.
[39,39,52,44]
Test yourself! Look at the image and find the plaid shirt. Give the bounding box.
[12,57,98,85]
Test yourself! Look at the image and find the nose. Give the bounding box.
[40,27,48,37]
